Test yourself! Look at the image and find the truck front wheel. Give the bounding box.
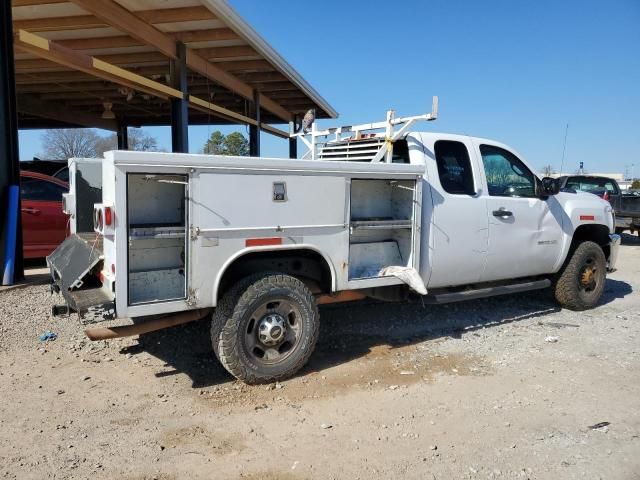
[215,273,320,384]
[554,241,606,311]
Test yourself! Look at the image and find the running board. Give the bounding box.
[425,279,551,304]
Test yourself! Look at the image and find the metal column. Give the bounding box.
[249,90,260,157]
[117,124,129,150]
[289,115,299,159]
[0,2,23,281]
[170,42,188,153]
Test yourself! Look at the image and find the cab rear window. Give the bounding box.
[434,140,475,195]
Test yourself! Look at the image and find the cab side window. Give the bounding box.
[434,140,475,195]
[480,145,536,197]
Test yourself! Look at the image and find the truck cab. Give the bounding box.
[409,133,616,289]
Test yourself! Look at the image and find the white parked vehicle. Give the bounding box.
[48,100,620,384]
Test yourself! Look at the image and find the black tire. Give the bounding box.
[217,273,319,384]
[554,241,606,311]
[210,274,263,360]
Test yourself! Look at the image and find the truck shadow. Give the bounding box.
[126,278,632,388]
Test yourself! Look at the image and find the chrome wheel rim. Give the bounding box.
[579,256,599,293]
[244,298,302,365]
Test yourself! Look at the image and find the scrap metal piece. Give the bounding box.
[47,234,103,291]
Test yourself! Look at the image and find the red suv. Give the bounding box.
[20,171,69,259]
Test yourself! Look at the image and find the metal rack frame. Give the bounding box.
[291,96,439,162]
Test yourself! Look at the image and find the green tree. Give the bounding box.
[223,132,249,156]
[203,130,249,156]
[203,131,226,154]
[631,179,640,189]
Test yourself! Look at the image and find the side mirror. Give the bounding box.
[537,177,560,197]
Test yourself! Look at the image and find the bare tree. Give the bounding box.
[541,164,556,176]
[94,128,159,156]
[41,129,100,159]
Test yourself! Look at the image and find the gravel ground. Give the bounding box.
[1,234,639,480]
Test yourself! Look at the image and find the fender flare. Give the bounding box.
[212,244,338,306]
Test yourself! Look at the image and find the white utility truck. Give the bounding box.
[48,100,620,384]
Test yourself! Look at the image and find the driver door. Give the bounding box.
[475,141,564,282]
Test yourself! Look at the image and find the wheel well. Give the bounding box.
[217,249,333,301]
[571,224,611,258]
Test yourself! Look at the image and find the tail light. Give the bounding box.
[93,204,113,234]
[104,206,113,226]
[93,206,103,232]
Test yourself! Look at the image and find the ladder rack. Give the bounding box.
[290,96,438,162]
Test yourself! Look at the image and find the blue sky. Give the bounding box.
[19,0,640,175]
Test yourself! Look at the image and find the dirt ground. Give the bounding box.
[1,235,639,480]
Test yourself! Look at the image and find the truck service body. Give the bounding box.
[48,109,621,383]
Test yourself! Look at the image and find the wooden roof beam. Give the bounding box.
[70,0,291,121]
[14,6,215,31]
[15,30,280,131]
[14,30,182,100]
[15,66,168,84]
[194,45,257,60]
[12,1,67,6]
[53,29,240,51]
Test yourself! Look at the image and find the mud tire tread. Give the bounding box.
[217,273,319,384]
[554,241,606,311]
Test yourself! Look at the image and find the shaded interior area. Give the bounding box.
[348,179,417,279]
[127,173,187,305]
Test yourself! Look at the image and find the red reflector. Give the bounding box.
[104,206,113,226]
[580,215,595,221]
[111,263,115,274]
[245,237,283,247]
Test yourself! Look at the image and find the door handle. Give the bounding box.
[492,208,513,218]
[21,207,41,215]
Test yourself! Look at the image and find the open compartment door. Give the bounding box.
[347,178,423,291]
[126,173,188,305]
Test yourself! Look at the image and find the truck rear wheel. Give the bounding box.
[554,241,606,311]
[215,273,319,384]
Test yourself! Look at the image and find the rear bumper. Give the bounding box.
[607,234,621,272]
[57,287,116,324]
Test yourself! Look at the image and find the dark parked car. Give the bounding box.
[20,159,69,184]
[20,171,69,258]
[558,175,640,235]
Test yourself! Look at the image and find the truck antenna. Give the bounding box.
[559,123,569,174]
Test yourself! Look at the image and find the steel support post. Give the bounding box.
[117,124,129,150]
[0,2,23,282]
[249,90,261,156]
[170,42,189,153]
[289,115,299,159]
